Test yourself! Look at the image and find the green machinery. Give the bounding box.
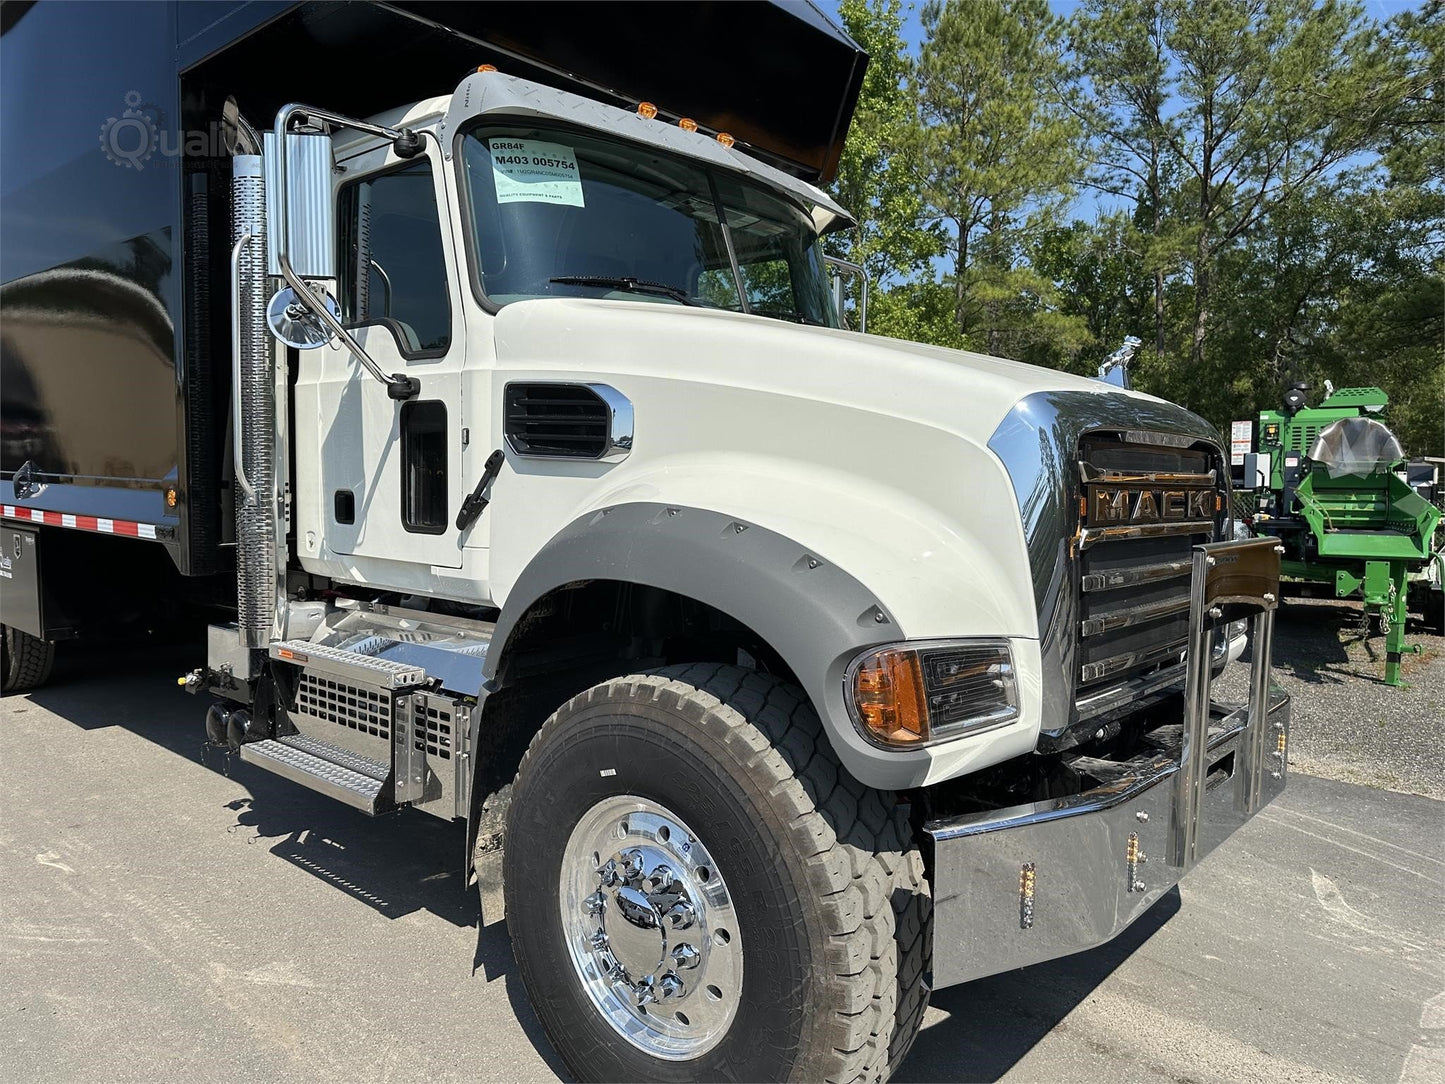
[1240,384,1444,686]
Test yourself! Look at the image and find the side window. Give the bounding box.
[338,157,451,354]
[400,400,447,533]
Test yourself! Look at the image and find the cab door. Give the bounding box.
[313,143,468,569]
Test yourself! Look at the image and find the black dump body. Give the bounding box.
[0,0,864,578]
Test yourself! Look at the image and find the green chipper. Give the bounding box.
[1236,384,1444,686]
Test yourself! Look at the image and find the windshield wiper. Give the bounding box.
[549,275,699,306]
[750,307,826,326]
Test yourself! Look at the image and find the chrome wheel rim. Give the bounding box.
[560,794,744,1060]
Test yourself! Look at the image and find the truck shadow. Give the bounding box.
[1269,598,1357,685]
[22,639,571,1079]
[32,639,480,927]
[894,888,1181,1083]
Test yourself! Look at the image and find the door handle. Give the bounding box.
[456,449,505,531]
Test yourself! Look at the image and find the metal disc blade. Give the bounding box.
[267,286,339,349]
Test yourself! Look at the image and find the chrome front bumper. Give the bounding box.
[925,538,1289,989]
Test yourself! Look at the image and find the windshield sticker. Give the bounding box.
[488,139,585,207]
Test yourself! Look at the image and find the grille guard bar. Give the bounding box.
[925,538,1287,989]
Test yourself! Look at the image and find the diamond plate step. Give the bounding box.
[240,736,392,815]
[270,639,426,689]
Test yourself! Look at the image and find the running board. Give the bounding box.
[239,734,394,815]
[269,639,427,689]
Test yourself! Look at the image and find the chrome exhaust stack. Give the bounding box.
[230,154,276,647]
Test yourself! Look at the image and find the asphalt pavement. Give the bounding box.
[3,642,1442,1084]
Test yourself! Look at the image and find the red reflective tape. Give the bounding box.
[1,505,163,540]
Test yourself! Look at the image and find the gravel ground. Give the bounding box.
[1218,595,1445,800]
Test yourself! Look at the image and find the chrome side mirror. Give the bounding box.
[262,126,339,351]
[823,256,868,333]
[263,127,336,282]
[261,105,419,398]
[267,285,340,349]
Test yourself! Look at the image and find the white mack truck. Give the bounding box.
[0,3,1290,1080]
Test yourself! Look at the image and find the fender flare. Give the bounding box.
[482,502,935,789]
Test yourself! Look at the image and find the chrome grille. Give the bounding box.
[1076,437,1219,692]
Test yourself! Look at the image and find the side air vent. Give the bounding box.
[503,382,633,461]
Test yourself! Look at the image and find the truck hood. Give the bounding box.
[490,297,1196,445]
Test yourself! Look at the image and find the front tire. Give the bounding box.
[1,624,55,694]
[504,664,928,1083]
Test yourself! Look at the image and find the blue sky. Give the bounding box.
[817,0,1420,234]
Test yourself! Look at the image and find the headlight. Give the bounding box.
[1213,618,1248,662]
[846,639,1019,748]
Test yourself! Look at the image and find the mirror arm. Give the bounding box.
[823,256,869,333]
[272,103,420,400]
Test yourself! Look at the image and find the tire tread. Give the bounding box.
[2,625,54,694]
[511,663,928,1083]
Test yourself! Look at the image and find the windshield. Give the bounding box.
[460,124,839,327]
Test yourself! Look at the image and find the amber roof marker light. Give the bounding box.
[637,101,658,120]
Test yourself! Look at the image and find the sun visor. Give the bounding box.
[390,0,867,184]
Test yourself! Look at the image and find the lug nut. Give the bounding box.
[633,977,657,1006]
[671,942,701,969]
[658,973,685,1000]
[621,849,646,881]
[647,864,675,893]
[664,900,697,930]
[584,890,606,917]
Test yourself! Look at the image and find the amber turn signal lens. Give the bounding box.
[637,101,659,120]
[848,640,1019,748]
[853,648,928,745]
[716,132,735,148]
[165,487,177,508]
[678,117,698,132]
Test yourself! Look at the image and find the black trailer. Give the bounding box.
[0,0,866,684]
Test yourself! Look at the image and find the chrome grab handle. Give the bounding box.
[230,232,257,505]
